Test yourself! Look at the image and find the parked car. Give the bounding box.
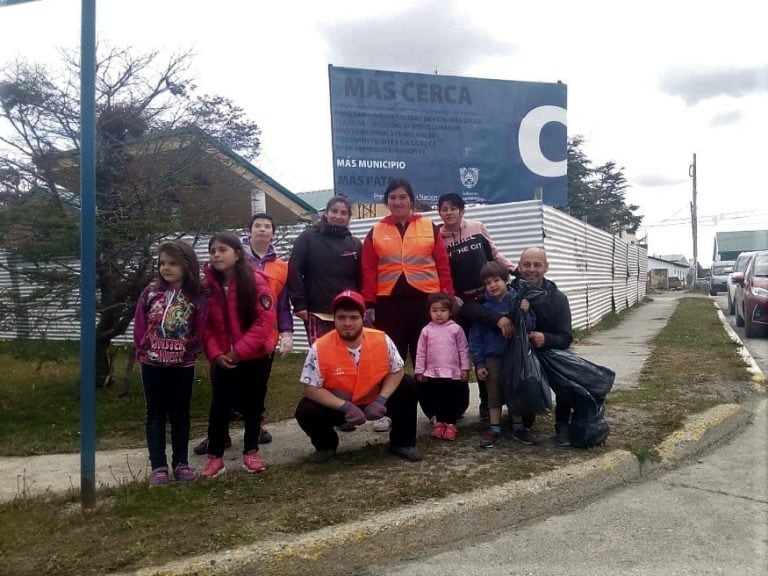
[731,250,768,338]
[727,251,755,314]
[667,276,683,290]
[709,260,735,295]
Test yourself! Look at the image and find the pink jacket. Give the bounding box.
[202,264,276,362]
[414,320,471,379]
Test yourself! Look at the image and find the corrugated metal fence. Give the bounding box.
[0,200,647,349]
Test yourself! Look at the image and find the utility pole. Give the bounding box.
[689,153,698,281]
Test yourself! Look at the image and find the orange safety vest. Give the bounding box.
[316,328,391,405]
[372,217,440,296]
[263,258,288,341]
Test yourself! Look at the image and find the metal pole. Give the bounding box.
[79,0,97,509]
[689,153,698,282]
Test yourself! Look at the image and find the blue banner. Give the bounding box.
[329,66,568,206]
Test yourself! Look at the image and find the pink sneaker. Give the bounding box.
[431,422,445,439]
[442,423,458,441]
[201,456,225,478]
[242,450,266,474]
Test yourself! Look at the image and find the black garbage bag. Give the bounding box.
[500,306,552,415]
[536,348,615,402]
[569,397,610,448]
[537,348,615,448]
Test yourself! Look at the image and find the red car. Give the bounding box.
[732,250,768,338]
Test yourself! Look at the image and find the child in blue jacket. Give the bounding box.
[469,262,536,448]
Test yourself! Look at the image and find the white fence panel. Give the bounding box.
[1,200,648,348]
[613,240,629,313]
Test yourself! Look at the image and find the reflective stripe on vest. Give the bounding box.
[372,217,439,296]
[316,328,391,405]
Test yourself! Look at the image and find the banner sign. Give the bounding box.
[329,66,568,206]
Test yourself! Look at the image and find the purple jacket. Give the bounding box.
[133,282,207,367]
[415,320,471,379]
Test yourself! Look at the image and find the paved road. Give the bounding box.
[713,293,768,372]
[372,292,768,576]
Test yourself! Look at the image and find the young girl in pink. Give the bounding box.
[414,292,471,441]
[133,240,206,485]
[201,232,276,478]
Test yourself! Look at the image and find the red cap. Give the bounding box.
[331,290,366,315]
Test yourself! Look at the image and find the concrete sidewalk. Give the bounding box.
[0,292,680,503]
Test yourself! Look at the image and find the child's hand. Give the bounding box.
[216,354,236,369]
[520,298,530,312]
[415,373,425,382]
[460,369,469,381]
[477,367,489,380]
[496,316,512,338]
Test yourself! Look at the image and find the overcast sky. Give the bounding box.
[1,0,766,265]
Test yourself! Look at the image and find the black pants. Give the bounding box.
[418,377,468,425]
[457,298,489,409]
[295,375,419,451]
[141,363,194,470]
[207,357,271,457]
[555,396,573,426]
[375,296,429,365]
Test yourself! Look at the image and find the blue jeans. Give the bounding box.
[141,363,194,470]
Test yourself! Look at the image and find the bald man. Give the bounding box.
[512,247,574,446]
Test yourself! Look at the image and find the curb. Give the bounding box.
[713,302,767,392]
[113,401,751,576]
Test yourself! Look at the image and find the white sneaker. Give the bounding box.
[372,416,392,432]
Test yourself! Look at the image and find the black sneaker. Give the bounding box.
[259,423,273,444]
[192,435,232,455]
[479,429,501,448]
[308,449,336,463]
[389,446,423,462]
[512,427,536,445]
[555,423,571,447]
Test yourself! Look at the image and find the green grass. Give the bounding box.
[0,342,305,456]
[608,297,750,457]
[0,297,757,576]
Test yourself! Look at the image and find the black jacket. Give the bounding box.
[462,276,572,350]
[287,225,362,314]
[511,277,572,350]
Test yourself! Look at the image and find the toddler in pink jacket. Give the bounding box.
[414,293,471,441]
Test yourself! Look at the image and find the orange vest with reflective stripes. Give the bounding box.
[372,217,440,296]
[263,258,288,341]
[316,328,391,405]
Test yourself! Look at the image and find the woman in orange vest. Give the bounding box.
[294,290,421,463]
[361,178,455,367]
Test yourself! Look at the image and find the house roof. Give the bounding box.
[715,230,768,253]
[658,254,689,265]
[649,255,690,268]
[38,125,317,222]
[296,189,335,212]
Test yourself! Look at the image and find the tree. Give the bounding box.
[0,46,262,386]
[566,136,642,236]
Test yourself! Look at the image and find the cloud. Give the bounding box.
[634,174,688,188]
[319,2,515,75]
[709,110,742,127]
[658,64,768,105]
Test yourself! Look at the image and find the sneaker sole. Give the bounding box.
[201,469,225,479]
[512,436,535,446]
[242,464,266,474]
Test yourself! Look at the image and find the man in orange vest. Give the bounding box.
[294,290,422,463]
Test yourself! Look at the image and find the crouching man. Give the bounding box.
[295,290,422,463]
